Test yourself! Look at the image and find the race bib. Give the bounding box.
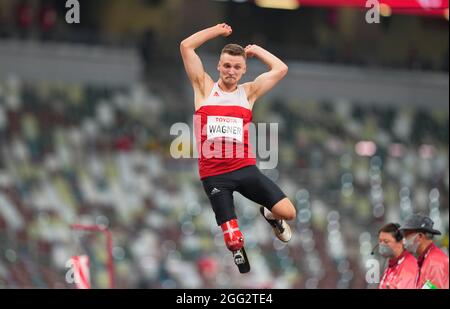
[207,116,243,142]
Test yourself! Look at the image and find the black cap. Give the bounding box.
[399,214,441,235]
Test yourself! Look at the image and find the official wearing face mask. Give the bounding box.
[400,214,449,289]
[377,223,418,289]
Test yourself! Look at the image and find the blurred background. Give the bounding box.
[0,0,448,289]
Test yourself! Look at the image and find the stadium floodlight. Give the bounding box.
[255,0,300,10]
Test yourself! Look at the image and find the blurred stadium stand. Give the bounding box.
[0,0,448,289]
[0,39,142,86]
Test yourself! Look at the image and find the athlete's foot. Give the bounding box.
[260,207,292,243]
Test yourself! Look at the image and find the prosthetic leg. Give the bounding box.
[221,219,250,273]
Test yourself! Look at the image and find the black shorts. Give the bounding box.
[202,165,286,226]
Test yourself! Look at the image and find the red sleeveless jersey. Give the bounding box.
[194,83,256,179]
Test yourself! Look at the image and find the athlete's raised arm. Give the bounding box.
[180,23,232,99]
[243,45,288,105]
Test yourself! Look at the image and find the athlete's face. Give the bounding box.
[218,53,246,87]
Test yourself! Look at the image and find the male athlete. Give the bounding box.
[180,23,296,273]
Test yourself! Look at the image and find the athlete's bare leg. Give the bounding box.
[260,198,296,243]
[268,198,296,221]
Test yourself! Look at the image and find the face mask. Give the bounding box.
[378,244,395,258]
[404,234,420,255]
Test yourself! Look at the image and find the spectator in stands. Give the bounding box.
[16,0,33,38]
